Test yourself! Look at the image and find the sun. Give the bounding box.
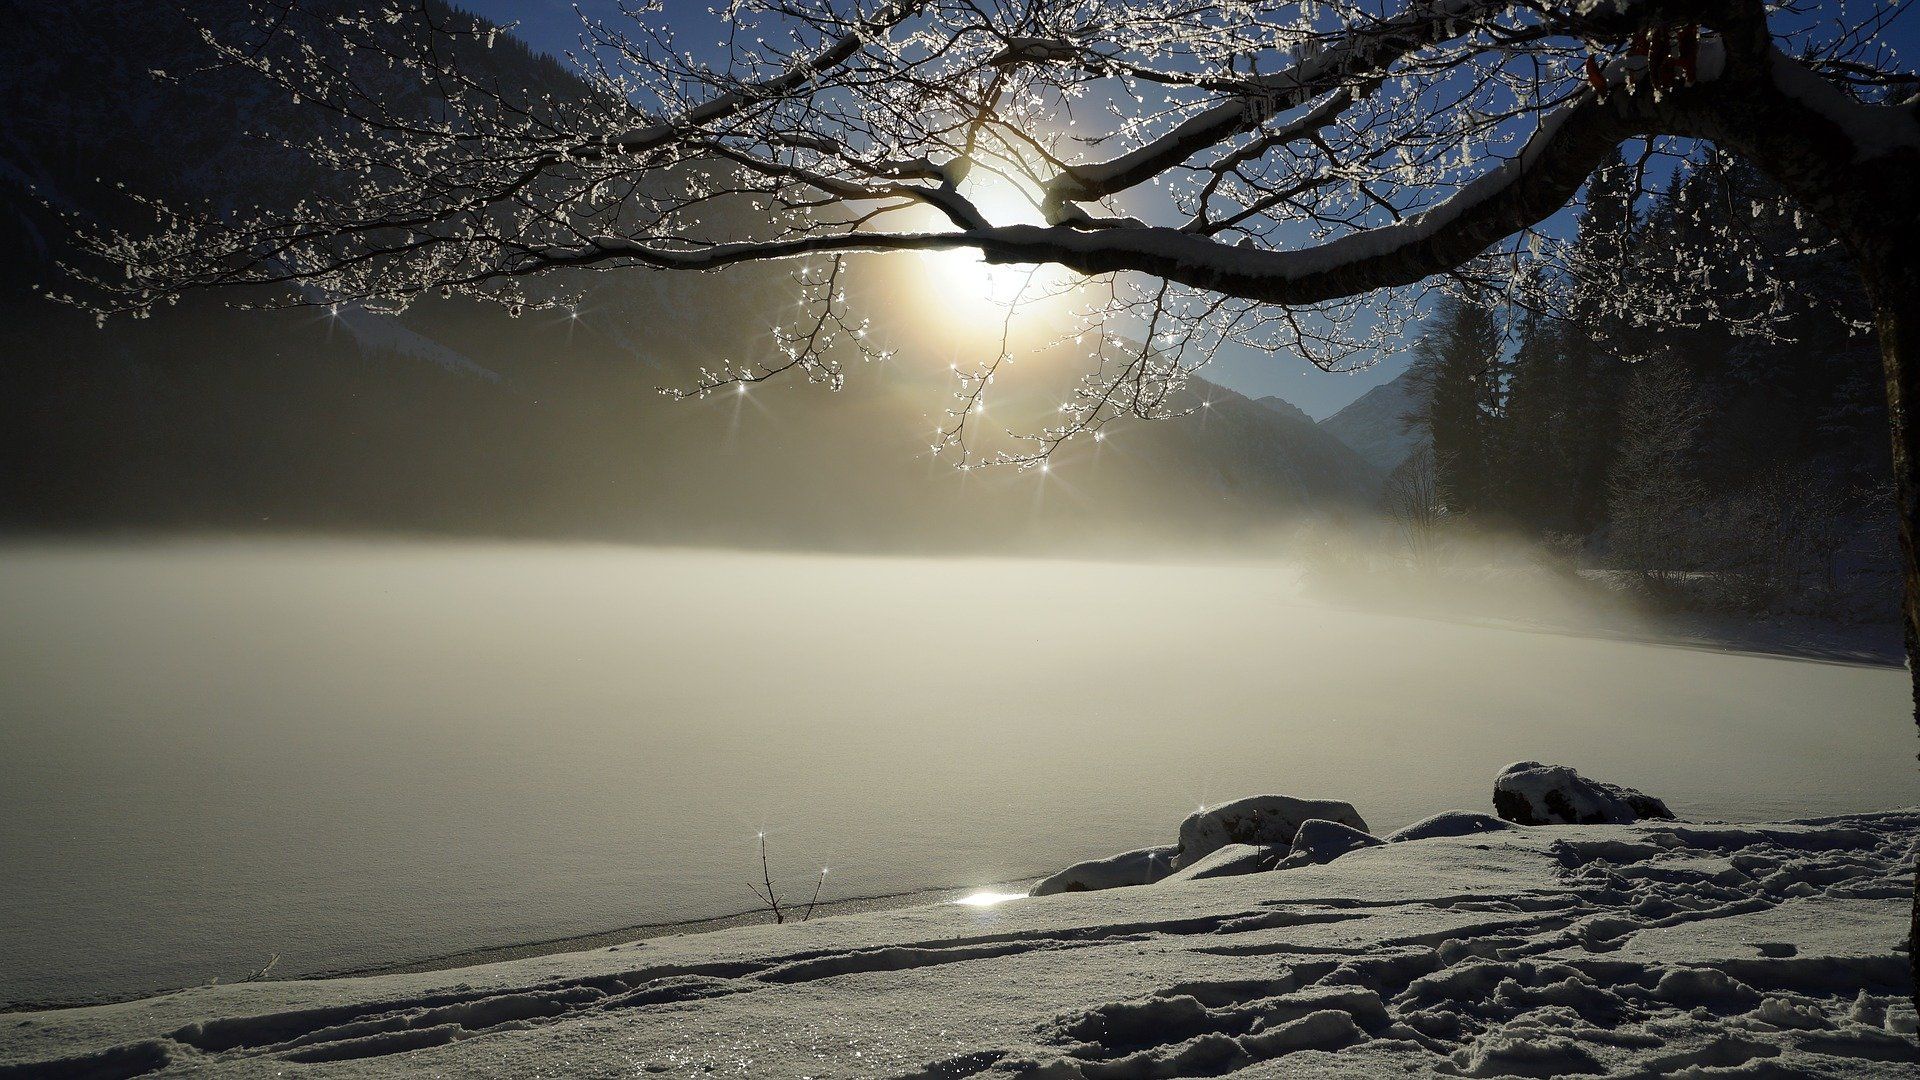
[920,176,1049,302]
[904,173,1080,341]
[922,248,1047,310]
[850,170,1084,353]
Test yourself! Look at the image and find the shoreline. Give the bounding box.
[10,793,1915,1013]
[6,809,1912,1077]
[0,876,1047,1015]
[322,875,1044,980]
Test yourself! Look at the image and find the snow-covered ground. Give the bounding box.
[1,542,1913,1007]
[2,808,1914,1078]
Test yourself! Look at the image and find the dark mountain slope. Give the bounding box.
[1253,394,1384,495]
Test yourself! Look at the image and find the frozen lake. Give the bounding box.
[1,541,1912,1007]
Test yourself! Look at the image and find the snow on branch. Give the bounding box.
[56,0,1916,468]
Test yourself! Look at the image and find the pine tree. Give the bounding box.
[1407,295,1504,516]
[1609,358,1707,580]
[1500,264,1575,531]
[1559,150,1640,534]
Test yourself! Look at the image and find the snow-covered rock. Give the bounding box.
[1029,845,1178,895]
[1492,761,1674,826]
[1155,843,1287,884]
[1287,818,1386,865]
[5,810,1914,1079]
[1386,810,1514,842]
[1175,794,1369,868]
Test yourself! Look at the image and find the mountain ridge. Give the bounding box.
[1316,369,1427,475]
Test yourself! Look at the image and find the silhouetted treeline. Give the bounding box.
[1399,150,1894,617]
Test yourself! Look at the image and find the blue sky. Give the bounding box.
[458,0,1915,419]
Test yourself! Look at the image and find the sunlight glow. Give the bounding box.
[953,890,1026,907]
[902,174,1078,342]
[921,174,1046,294]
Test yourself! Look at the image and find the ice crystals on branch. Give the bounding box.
[62,0,1918,472]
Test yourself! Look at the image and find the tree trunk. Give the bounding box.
[1693,52,1920,1016]
[1872,256,1920,1018]
[1836,197,1920,1016]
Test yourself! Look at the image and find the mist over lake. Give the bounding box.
[2,540,1907,1007]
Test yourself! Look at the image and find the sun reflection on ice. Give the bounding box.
[952,890,1026,907]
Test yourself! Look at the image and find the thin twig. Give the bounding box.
[758,832,783,923]
[801,868,828,922]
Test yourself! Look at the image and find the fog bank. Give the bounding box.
[1,540,1908,1006]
